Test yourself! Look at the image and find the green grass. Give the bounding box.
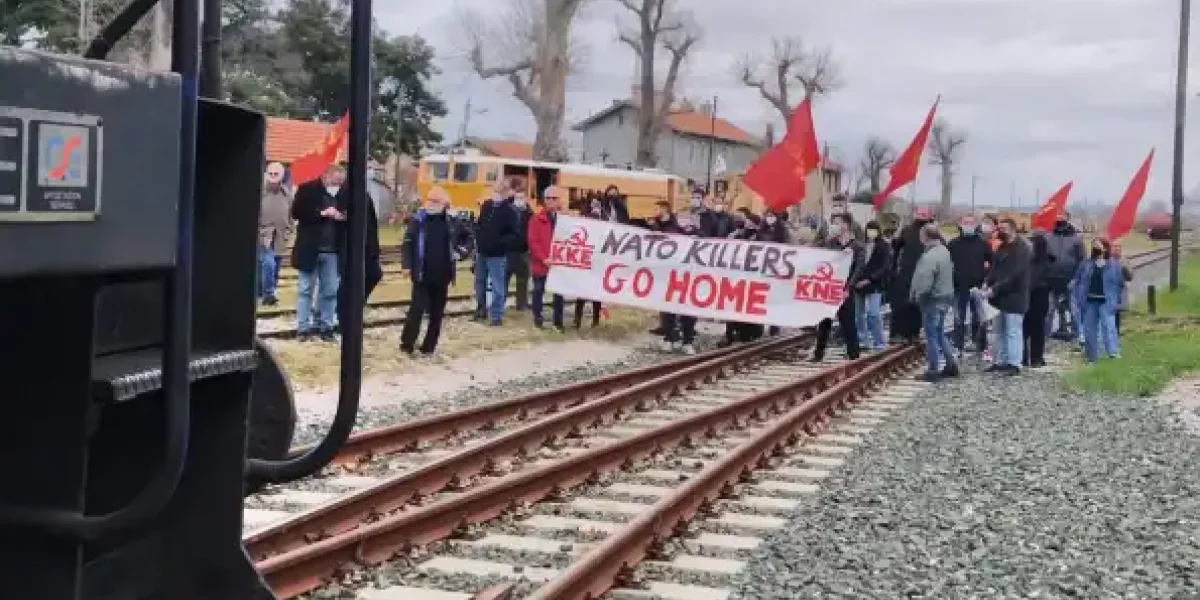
[1066,256,1200,396]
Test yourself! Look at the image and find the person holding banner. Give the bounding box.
[910,224,959,381]
[573,199,605,328]
[528,186,567,331]
[812,212,864,363]
[722,212,766,345]
[660,209,700,354]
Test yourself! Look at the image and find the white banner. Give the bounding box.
[545,215,853,327]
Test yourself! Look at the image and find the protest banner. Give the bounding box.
[545,215,854,328]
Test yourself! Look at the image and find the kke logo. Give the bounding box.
[549,226,594,269]
[793,261,846,305]
[38,123,90,187]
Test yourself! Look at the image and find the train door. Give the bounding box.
[532,166,558,200]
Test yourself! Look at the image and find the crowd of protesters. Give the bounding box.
[260,164,1133,376]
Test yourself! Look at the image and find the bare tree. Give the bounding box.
[858,137,896,193]
[737,35,843,122]
[615,0,700,167]
[926,119,967,219]
[462,0,588,161]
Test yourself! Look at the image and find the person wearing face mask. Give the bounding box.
[290,164,350,342]
[721,212,765,344]
[659,210,700,354]
[888,207,934,343]
[758,210,789,244]
[505,188,534,311]
[259,162,292,307]
[981,218,1032,375]
[647,201,679,337]
[909,223,958,381]
[812,212,864,362]
[399,186,459,356]
[1046,212,1085,343]
[473,178,520,325]
[853,220,892,350]
[1071,237,1122,362]
[947,215,993,355]
[698,195,735,239]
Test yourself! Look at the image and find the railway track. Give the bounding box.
[241,332,926,599]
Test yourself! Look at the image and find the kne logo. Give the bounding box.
[793,261,845,305]
[550,226,594,269]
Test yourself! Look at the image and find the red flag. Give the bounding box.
[743,97,820,212]
[743,144,807,212]
[1106,149,1155,240]
[1029,182,1073,232]
[289,111,350,185]
[873,97,940,209]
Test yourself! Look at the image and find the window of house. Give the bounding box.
[453,162,478,182]
[426,161,449,181]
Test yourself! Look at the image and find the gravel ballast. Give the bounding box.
[728,350,1200,600]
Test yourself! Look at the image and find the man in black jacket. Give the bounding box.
[400,186,458,355]
[813,212,863,362]
[505,189,534,311]
[982,218,1032,375]
[291,165,352,342]
[474,178,520,325]
[947,215,992,353]
[889,208,933,342]
[853,220,892,350]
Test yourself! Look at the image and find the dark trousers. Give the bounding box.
[506,251,530,310]
[663,313,697,344]
[892,301,922,342]
[574,299,601,327]
[1115,310,1123,335]
[530,276,564,327]
[336,256,384,331]
[1024,286,1050,365]
[400,279,450,353]
[953,289,987,351]
[813,296,860,361]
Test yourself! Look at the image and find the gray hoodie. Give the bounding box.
[910,242,955,305]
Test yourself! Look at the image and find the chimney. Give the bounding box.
[630,84,642,103]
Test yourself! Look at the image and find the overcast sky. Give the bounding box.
[376,0,1198,210]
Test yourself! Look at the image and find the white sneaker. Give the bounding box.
[659,339,674,352]
[680,344,696,355]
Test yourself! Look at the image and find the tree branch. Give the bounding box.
[658,31,697,120]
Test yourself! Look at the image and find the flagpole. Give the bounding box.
[1170,0,1190,290]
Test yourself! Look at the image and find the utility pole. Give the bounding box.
[1009,180,1016,210]
[705,95,719,193]
[458,97,472,152]
[1170,0,1190,290]
[970,175,978,210]
[821,142,830,222]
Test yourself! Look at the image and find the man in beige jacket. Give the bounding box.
[259,162,292,306]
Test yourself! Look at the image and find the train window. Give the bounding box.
[484,165,499,182]
[427,161,449,181]
[453,163,478,182]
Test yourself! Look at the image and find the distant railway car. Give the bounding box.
[417,154,688,220]
[1145,212,1173,240]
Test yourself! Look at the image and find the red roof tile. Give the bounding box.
[469,138,534,159]
[666,109,756,145]
[265,116,348,164]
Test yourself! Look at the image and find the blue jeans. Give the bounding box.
[920,301,957,374]
[296,252,340,333]
[257,245,279,299]
[474,254,508,322]
[994,312,1024,367]
[860,292,885,349]
[1081,300,1120,362]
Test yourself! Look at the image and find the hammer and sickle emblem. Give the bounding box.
[814,262,834,280]
[568,227,589,245]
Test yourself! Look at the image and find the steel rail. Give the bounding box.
[244,333,812,561]
[526,343,920,600]
[257,307,478,340]
[254,343,913,598]
[293,341,748,466]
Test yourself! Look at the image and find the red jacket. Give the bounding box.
[528,209,556,277]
